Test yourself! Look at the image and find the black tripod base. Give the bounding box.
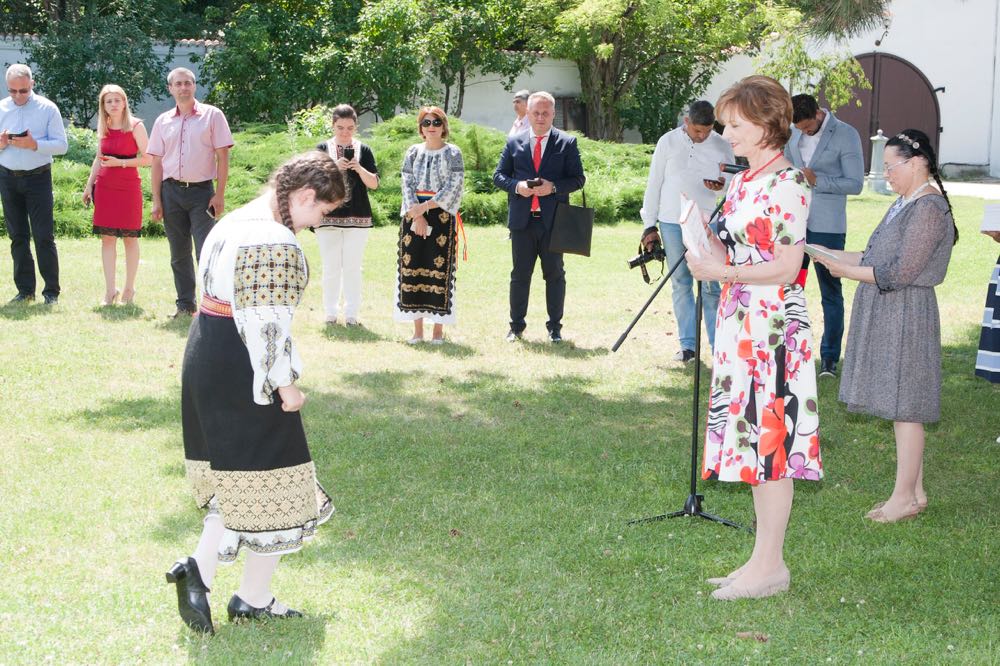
[628,493,751,531]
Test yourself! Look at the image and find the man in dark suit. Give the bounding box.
[493,91,586,342]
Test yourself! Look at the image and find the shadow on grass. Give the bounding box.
[75,396,178,432]
[519,339,610,358]
[93,302,146,320]
[0,301,58,320]
[320,322,387,343]
[403,339,476,357]
[156,314,195,337]
[181,613,328,661]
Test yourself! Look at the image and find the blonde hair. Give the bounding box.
[97,84,139,138]
[715,75,792,150]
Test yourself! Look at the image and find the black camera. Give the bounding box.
[627,245,665,269]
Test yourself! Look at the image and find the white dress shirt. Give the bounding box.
[640,126,735,228]
[798,109,830,166]
[509,115,529,137]
[0,92,68,170]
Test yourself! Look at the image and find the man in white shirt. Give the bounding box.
[639,101,735,362]
[508,90,530,137]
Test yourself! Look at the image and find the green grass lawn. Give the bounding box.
[0,192,997,664]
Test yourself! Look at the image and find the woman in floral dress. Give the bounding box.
[687,76,820,601]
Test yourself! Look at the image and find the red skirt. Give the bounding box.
[93,166,142,237]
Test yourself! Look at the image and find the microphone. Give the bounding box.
[720,163,749,174]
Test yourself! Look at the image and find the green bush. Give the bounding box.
[1,117,658,238]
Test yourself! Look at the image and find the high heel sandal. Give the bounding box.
[227,594,303,621]
[121,288,136,305]
[101,290,120,306]
[165,557,214,634]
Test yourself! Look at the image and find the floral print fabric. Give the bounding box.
[702,168,823,485]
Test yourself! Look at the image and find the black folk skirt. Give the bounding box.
[181,311,333,562]
[394,205,458,323]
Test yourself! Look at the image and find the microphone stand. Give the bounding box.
[613,198,749,532]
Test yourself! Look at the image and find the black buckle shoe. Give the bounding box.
[819,358,838,378]
[165,557,214,634]
[227,594,303,621]
[42,294,58,305]
[505,329,523,342]
[548,329,563,343]
[8,293,34,304]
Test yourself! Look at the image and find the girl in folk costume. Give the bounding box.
[166,152,345,634]
[314,104,379,326]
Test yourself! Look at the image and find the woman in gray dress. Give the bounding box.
[813,129,957,523]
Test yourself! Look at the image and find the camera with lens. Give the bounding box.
[628,228,666,283]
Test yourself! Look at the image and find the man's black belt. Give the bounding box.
[0,163,51,177]
[164,178,212,188]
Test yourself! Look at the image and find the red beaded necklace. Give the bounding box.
[743,152,783,181]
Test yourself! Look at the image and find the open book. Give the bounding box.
[678,193,711,259]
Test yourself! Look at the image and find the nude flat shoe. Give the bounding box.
[866,502,922,523]
[706,565,746,587]
[710,566,790,601]
[871,499,928,513]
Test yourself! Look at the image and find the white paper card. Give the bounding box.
[981,204,1000,232]
[678,193,711,259]
[804,243,839,263]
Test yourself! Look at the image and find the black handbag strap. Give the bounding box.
[580,187,587,208]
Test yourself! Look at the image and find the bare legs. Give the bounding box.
[868,421,926,522]
[100,235,139,304]
[410,319,444,342]
[711,478,793,600]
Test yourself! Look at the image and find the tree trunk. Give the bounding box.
[443,83,451,115]
[454,66,466,118]
[578,58,623,141]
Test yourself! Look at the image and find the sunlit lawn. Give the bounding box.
[0,191,997,663]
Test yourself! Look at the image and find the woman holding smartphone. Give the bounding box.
[82,84,150,305]
[314,104,379,326]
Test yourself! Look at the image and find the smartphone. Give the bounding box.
[8,129,28,138]
[206,205,216,219]
[343,146,355,161]
[526,178,542,187]
[703,178,724,188]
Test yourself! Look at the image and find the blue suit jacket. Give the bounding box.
[784,112,864,234]
[493,127,586,231]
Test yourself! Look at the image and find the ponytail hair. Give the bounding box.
[886,129,958,244]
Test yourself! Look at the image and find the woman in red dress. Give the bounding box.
[82,84,151,305]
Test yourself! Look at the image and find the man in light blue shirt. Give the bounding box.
[0,63,68,304]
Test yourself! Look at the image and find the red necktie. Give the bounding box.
[531,135,544,212]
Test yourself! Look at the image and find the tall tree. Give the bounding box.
[541,0,766,140]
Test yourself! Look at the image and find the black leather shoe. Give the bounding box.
[165,557,214,634]
[42,294,58,305]
[8,293,34,304]
[819,358,838,378]
[548,330,562,343]
[227,594,303,621]
[505,329,522,342]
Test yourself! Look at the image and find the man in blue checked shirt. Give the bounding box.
[0,64,68,304]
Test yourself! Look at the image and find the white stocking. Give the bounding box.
[191,513,225,589]
[236,552,283,609]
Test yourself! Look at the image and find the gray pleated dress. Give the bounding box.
[839,194,955,423]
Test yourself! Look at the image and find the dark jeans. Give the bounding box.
[162,180,216,311]
[0,167,59,298]
[805,230,846,362]
[509,221,565,333]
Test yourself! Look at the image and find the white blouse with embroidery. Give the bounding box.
[400,143,465,216]
[199,199,308,405]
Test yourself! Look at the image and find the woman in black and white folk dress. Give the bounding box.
[394,106,464,344]
[166,152,346,634]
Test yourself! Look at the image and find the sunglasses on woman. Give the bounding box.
[420,118,444,128]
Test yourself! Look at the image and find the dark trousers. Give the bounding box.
[509,221,565,333]
[162,180,216,311]
[806,230,846,362]
[0,168,59,298]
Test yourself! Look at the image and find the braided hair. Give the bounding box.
[270,151,348,231]
[886,129,958,244]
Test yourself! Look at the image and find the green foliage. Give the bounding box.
[542,0,767,141]
[756,7,872,112]
[23,12,171,126]
[786,0,890,38]
[288,105,339,139]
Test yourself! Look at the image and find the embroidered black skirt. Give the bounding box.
[394,205,458,324]
[181,312,334,561]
